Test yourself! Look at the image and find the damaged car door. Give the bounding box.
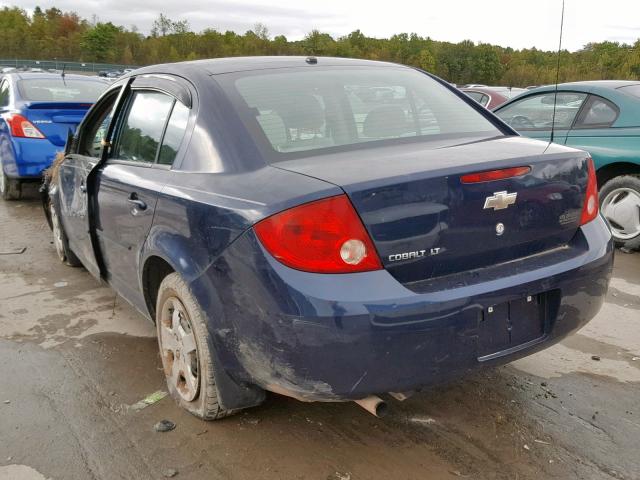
[92,78,192,313]
[56,81,126,279]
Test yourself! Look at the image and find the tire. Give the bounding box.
[599,175,640,250]
[0,159,22,200]
[49,199,82,267]
[156,272,237,420]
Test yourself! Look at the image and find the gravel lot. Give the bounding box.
[1,186,639,480]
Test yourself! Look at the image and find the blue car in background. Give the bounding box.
[0,72,107,199]
[46,57,612,419]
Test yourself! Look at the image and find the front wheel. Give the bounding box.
[599,175,640,250]
[156,272,237,420]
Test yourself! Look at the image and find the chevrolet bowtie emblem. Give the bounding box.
[483,191,517,210]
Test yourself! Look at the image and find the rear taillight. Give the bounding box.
[580,157,599,225]
[6,114,45,139]
[254,195,383,274]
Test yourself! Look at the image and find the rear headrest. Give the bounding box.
[256,112,287,149]
[362,105,410,138]
[276,94,325,131]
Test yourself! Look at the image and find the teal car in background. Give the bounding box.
[495,81,640,249]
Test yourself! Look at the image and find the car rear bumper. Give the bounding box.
[199,215,613,401]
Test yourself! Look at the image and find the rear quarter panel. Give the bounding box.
[140,166,342,312]
[565,127,640,170]
[137,166,341,409]
[10,136,58,177]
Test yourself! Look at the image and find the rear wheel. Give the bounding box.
[0,158,21,200]
[156,272,236,420]
[600,175,640,250]
[49,200,82,266]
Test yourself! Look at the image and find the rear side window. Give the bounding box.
[222,67,501,159]
[115,92,175,163]
[158,102,189,165]
[112,90,189,165]
[17,78,106,102]
[495,92,587,130]
[575,97,618,128]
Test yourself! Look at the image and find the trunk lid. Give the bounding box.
[23,102,93,146]
[274,136,589,284]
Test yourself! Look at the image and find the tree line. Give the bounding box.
[1,6,640,86]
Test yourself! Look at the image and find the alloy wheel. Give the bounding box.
[158,296,200,402]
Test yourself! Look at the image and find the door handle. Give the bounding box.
[127,193,147,211]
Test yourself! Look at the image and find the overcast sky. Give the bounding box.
[2,0,639,51]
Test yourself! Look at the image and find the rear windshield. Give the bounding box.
[18,78,107,102]
[618,84,640,99]
[219,67,502,160]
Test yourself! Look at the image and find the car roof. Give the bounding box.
[132,56,407,77]
[527,80,640,94]
[462,87,507,97]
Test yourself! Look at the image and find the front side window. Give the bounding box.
[495,92,587,130]
[18,78,107,102]
[114,91,175,163]
[79,91,119,158]
[221,67,501,160]
[576,97,618,127]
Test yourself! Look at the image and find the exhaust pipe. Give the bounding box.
[354,395,388,418]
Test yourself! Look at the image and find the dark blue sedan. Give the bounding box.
[0,72,108,200]
[45,57,613,419]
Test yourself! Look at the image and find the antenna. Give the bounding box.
[550,0,566,144]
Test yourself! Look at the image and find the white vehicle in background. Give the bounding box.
[489,86,527,98]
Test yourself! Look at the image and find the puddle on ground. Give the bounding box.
[0,465,50,480]
[512,342,640,383]
[0,275,154,347]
